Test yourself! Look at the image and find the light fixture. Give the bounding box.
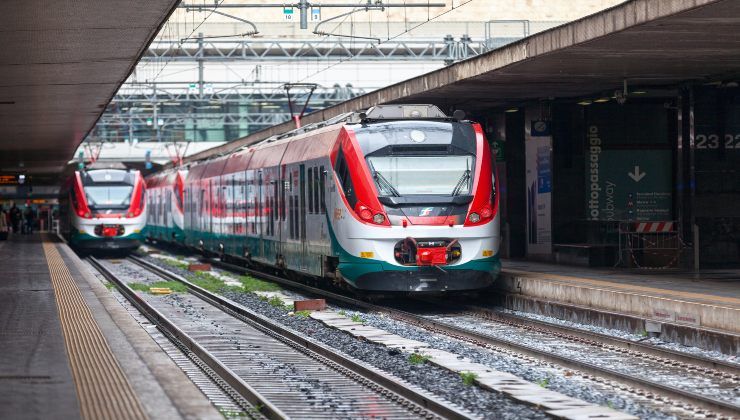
[594,98,610,103]
[577,100,592,106]
[631,90,647,95]
[505,108,519,113]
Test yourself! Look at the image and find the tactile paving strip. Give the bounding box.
[43,242,147,420]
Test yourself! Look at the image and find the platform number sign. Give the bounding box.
[311,7,321,21]
[695,133,740,150]
[283,7,294,21]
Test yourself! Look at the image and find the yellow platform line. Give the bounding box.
[43,241,147,420]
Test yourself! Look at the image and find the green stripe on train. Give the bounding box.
[324,217,500,283]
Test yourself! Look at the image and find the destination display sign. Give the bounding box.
[585,125,672,221]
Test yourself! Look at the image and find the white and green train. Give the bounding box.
[145,105,501,293]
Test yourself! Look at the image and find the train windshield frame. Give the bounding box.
[367,155,475,197]
[83,184,133,210]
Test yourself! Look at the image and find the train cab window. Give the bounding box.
[319,165,326,214]
[334,149,357,208]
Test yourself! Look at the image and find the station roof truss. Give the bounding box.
[186,0,740,163]
[86,83,366,143]
[143,36,491,63]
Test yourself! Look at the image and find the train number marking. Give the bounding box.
[360,252,374,258]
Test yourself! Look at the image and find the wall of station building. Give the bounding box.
[478,85,740,268]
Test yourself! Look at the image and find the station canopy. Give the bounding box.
[189,0,740,162]
[0,0,178,175]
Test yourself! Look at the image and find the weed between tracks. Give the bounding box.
[161,256,280,295]
[161,258,190,271]
[460,371,478,386]
[191,271,229,292]
[267,295,291,311]
[408,353,431,365]
[238,275,281,293]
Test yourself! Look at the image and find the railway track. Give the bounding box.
[192,256,740,419]
[89,256,473,420]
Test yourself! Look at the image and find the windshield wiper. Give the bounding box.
[368,161,401,197]
[451,169,471,197]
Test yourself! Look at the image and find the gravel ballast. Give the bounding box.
[142,255,552,419]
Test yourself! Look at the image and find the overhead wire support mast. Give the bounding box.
[178,1,446,30]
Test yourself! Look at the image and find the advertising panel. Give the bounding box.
[525,109,552,256]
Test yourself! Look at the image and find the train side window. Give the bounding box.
[334,149,357,208]
[289,195,295,239]
[273,179,279,222]
[280,177,286,222]
[319,165,326,214]
[313,166,320,215]
[307,167,314,214]
[293,196,299,239]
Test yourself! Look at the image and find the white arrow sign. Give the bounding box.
[628,165,646,182]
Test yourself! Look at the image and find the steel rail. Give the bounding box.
[447,301,740,377]
[196,257,740,418]
[88,257,286,420]
[128,255,473,420]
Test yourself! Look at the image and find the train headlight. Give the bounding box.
[372,213,386,224]
[480,205,493,219]
[469,212,481,223]
[359,207,373,221]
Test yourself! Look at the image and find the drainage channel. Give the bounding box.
[92,256,472,420]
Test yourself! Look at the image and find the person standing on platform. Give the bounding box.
[9,204,20,234]
[0,205,8,240]
[23,206,35,235]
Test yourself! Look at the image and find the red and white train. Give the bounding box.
[146,105,501,292]
[59,168,147,251]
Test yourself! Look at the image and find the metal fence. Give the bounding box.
[617,221,684,269]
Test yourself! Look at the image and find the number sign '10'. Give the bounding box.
[695,133,740,149]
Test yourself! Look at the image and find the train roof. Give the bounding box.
[176,104,468,179]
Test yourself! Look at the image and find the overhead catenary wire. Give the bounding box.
[296,0,475,83]
[148,0,229,84]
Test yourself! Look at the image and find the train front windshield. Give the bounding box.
[84,185,133,210]
[367,155,474,196]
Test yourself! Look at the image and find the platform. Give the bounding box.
[0,233,219,420]
[492,260,740,354]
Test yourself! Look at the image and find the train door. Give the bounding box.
[299,164,307,270]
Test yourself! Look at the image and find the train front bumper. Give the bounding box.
[70,228,144,250]
[340,257,501,292]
